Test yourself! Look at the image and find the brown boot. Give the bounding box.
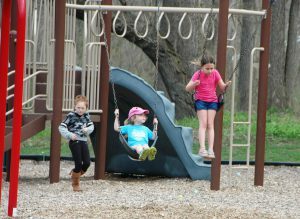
[71,172,82,192]
[70,170,85,176]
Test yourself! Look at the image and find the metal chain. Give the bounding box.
[202,1,215,57]
[99,11,119,110]
[154,0,161,91]
[227,0,277,81]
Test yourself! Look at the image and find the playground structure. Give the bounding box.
[0,0,271,216]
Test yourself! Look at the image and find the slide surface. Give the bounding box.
[106,68,211,180]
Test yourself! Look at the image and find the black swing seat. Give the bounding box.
[118,133,158,161]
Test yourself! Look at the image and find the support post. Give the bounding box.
[8,0,26,216]
[49,0,66,183]
[254,0,271,186]
[211,0,229,191]
[0,0,12,203]
[94,0,112,179]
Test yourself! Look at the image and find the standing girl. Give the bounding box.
[59,95,94,191]
[185,55,231,159]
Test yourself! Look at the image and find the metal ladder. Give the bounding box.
[228,47,264,186]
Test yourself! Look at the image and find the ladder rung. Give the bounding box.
[232,144,250,147]
[233,121,250,124]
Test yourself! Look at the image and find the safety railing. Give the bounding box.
[6,70,47,116]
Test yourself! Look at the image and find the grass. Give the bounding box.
[21,122,95,157]
[21,111,300,163]
[177,110,300,163]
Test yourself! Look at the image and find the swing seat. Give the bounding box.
[118,133,158,161]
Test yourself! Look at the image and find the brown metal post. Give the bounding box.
[49,0,66,183]
[210,0,229,191]
[254,0,271,186]
[94,0,112,179]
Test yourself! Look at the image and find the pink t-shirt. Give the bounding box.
[191,69,221,102]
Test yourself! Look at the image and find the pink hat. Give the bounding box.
[128,107,149,119]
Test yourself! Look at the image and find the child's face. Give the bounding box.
[133,113,147,124]
[75,101,87,116]
[202,63,214,74]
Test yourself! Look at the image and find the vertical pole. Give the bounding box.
[254,0,271,186]
[94,0,112,179]
[0,0,12,203]
[49,0,66,183]
[211,0,229,191]
[8,0,26,216]
[5,0,18,183]
[7,0,18,122]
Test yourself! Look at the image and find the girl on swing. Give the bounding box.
[114,107,158,161]
[185,54,231,159]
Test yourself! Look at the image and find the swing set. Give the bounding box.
[0,0,273,216]
[64,0,272,189]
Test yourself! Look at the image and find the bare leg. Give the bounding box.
[197,110,208,153]
[142,145,150,150]
[207,109,216,151]
[131,145,143,154]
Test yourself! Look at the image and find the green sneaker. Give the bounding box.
[139,148,150,161]
[148,147,157,161]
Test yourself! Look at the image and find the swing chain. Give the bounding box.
[99,11,119,110]
[227,0,276,82]
[154,0,161,91]
[202,0,216,57]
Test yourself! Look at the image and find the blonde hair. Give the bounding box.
[74,95,89,108]
[124,116,135,125]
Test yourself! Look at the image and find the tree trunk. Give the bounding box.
[110,0,215,118]
[238,0,257,111]
[285,0,300,111]
[114,16,194,118]
[268,0,287,108]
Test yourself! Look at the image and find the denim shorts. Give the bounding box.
[194,100,218,111]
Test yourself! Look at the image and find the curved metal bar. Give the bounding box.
[112,10,127,38]
[178,12,192,40]
[90,10,104,37]
[157,12,170,39]
[201,13,215,40]
[134,11,149,39]
[227,14,237,41]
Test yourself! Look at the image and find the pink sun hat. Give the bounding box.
[128,107,149,119]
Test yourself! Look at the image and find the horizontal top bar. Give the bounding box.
[66,4,266,17]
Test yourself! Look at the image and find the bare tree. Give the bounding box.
[237,0,258,111]
[268,0,287,108]
[285,0,300,111]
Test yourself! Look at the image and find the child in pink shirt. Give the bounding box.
[185,54,231,159]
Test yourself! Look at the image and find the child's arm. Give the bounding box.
[218,79,232,92]
[152,117,159,139]
[58,123,77,140]
[82,113,94,135]
[185,79,200,92]
[114,109,120,132]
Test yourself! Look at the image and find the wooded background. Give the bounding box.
[80,0,300,118]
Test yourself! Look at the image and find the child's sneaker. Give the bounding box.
[208,149,215,159]
[199,149,208,157]
[148,147,157,161]
[139,148,149,161]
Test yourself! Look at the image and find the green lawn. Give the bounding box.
[21,111,300,163]
[21,121,95,157]
[177,110,300,162]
